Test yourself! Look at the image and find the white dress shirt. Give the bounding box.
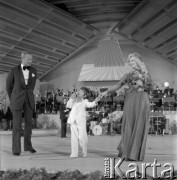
[21,64,29,85]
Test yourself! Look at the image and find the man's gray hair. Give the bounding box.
[21,51,32,58]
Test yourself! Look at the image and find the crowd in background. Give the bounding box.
[0,85,177,132]
[35,85,177,114]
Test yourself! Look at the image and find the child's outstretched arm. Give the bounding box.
[84,94,102,108]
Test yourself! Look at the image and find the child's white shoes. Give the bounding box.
[70,155,78,158]
[82,153,87,158]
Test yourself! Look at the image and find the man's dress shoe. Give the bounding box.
[13,153,20,156]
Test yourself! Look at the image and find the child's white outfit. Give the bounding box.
[67,98,97,157]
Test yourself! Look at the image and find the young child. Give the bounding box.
[66,87,101,158]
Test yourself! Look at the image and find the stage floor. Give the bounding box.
[0,130,177,178]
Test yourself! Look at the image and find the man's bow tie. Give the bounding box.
[23,66,30,70]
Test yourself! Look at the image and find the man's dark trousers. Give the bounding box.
[12,93,33,154]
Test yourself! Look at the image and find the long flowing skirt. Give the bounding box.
[117,91,150,161]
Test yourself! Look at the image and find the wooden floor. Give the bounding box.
[0,129,177,178]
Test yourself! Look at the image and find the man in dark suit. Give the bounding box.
[6,51,37,156]
[0,103,4,123]
[59,97,69,138]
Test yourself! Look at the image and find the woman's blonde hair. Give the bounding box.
[127,52,148,74]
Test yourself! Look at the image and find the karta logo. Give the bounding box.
[104,158,175,179]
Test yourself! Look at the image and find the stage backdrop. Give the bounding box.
[40,41,177,92]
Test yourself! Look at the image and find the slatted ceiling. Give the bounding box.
[120,7,158,35]
[167,50,177,57]
[0,42,11,49]
[168,49,177,56]
[0,35,17,45]
[132,5,177,41]
[17,42,63,59]
[0,0,98,77]
[3,0,51,18]
[23,39,53,52]
[1,26,27,38]
[51,9,87,28]
[0,30,21,41]
[0,46,9,54]
[64,42,77,49]
[157,34,177,49]
[35,24,82,47]
[1,57,23,66]
[54,1,138,12]
[0,62,14,67]
[157,41,177,55]
[167,5,177,19]
[145,19,177,42]
[112,0,177,65]
[132,16,172,42]
[69,6,131,16]
[54,49,67,56]
[42,20,73,36]
[1,0,177,76]
[145,24,177,49]
[118,0,174,35]
[0,4,39,27]
[153,0,175,10]
[168,53,177,60]
[82,13,126,24]
[46,14,94,39]
[0,64,14,70]
[25,33,72,54]
[69,3,134,10]
[0,18,30,33]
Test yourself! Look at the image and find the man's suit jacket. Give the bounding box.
[0,108,4,121]
[6,64,37,110]
[59,103,68,120]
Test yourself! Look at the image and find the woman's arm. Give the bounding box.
[102,73,128,96]
[85,99,97,108]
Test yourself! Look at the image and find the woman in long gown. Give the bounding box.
[101,52,153,161]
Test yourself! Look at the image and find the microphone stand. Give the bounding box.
[44,91,47,114]
[52,91,55,113]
